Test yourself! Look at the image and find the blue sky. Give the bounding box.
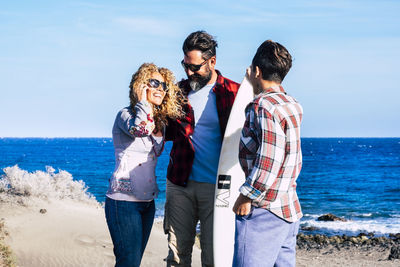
[1,0,399,137]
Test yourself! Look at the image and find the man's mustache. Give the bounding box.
[189,74,202,80]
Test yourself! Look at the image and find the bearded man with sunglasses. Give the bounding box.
[163,31,240,267]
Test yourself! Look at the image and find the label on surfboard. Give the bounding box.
[215,174,231,207]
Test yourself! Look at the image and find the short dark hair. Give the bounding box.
[252,40,292,83]
[182,31,218,60]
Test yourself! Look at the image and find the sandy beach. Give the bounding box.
[0,198,202,267]
[1,198,399,267]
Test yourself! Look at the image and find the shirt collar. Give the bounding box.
[264,85,286,94]
[212,70,227,94]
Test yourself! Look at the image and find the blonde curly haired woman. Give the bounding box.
[105,63,184,267]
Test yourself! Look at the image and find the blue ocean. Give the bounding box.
[0,138,399,236]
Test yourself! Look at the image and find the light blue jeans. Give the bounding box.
[105,197,155,267]
[233,207,300,267]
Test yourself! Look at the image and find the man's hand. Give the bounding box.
[246,66,252,80]
[232,194,252,216]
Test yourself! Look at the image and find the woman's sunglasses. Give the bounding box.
[148,79,168,92]
[181,59,208,72]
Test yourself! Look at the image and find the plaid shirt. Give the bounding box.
[239,85,303,222]
[165,70,239,186]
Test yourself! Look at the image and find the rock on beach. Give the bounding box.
[317,213,347,222]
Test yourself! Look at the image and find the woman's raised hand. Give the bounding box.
[138,84,149,102]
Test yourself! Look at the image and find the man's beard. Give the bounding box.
[188,68,212,91]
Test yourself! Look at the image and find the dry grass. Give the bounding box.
[0,219,15,267]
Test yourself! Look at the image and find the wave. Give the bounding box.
[301,216,400,236]
[0,165,99,207]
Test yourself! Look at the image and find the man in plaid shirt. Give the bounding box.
[232,40,303,267]
[164,31,239,267]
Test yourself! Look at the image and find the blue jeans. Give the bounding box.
[233,207,300,267]
[105,197,155,267]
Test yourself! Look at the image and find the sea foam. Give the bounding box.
[0,165,99,206]
[301,216,400,236]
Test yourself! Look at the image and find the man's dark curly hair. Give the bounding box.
[252,40,292,83]
[182,30,218,60]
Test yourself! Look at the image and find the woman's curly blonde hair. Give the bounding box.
[129,63,185,132]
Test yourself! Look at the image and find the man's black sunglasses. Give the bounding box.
[181,59,208,72]
[148,79,168,92]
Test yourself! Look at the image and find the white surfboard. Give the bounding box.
[213,76,254,267]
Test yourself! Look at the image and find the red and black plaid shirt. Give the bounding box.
[165,70,239,186]
[239,86,303,222]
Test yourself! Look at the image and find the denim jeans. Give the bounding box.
[105,197,155,267]
[233,207,300,267]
